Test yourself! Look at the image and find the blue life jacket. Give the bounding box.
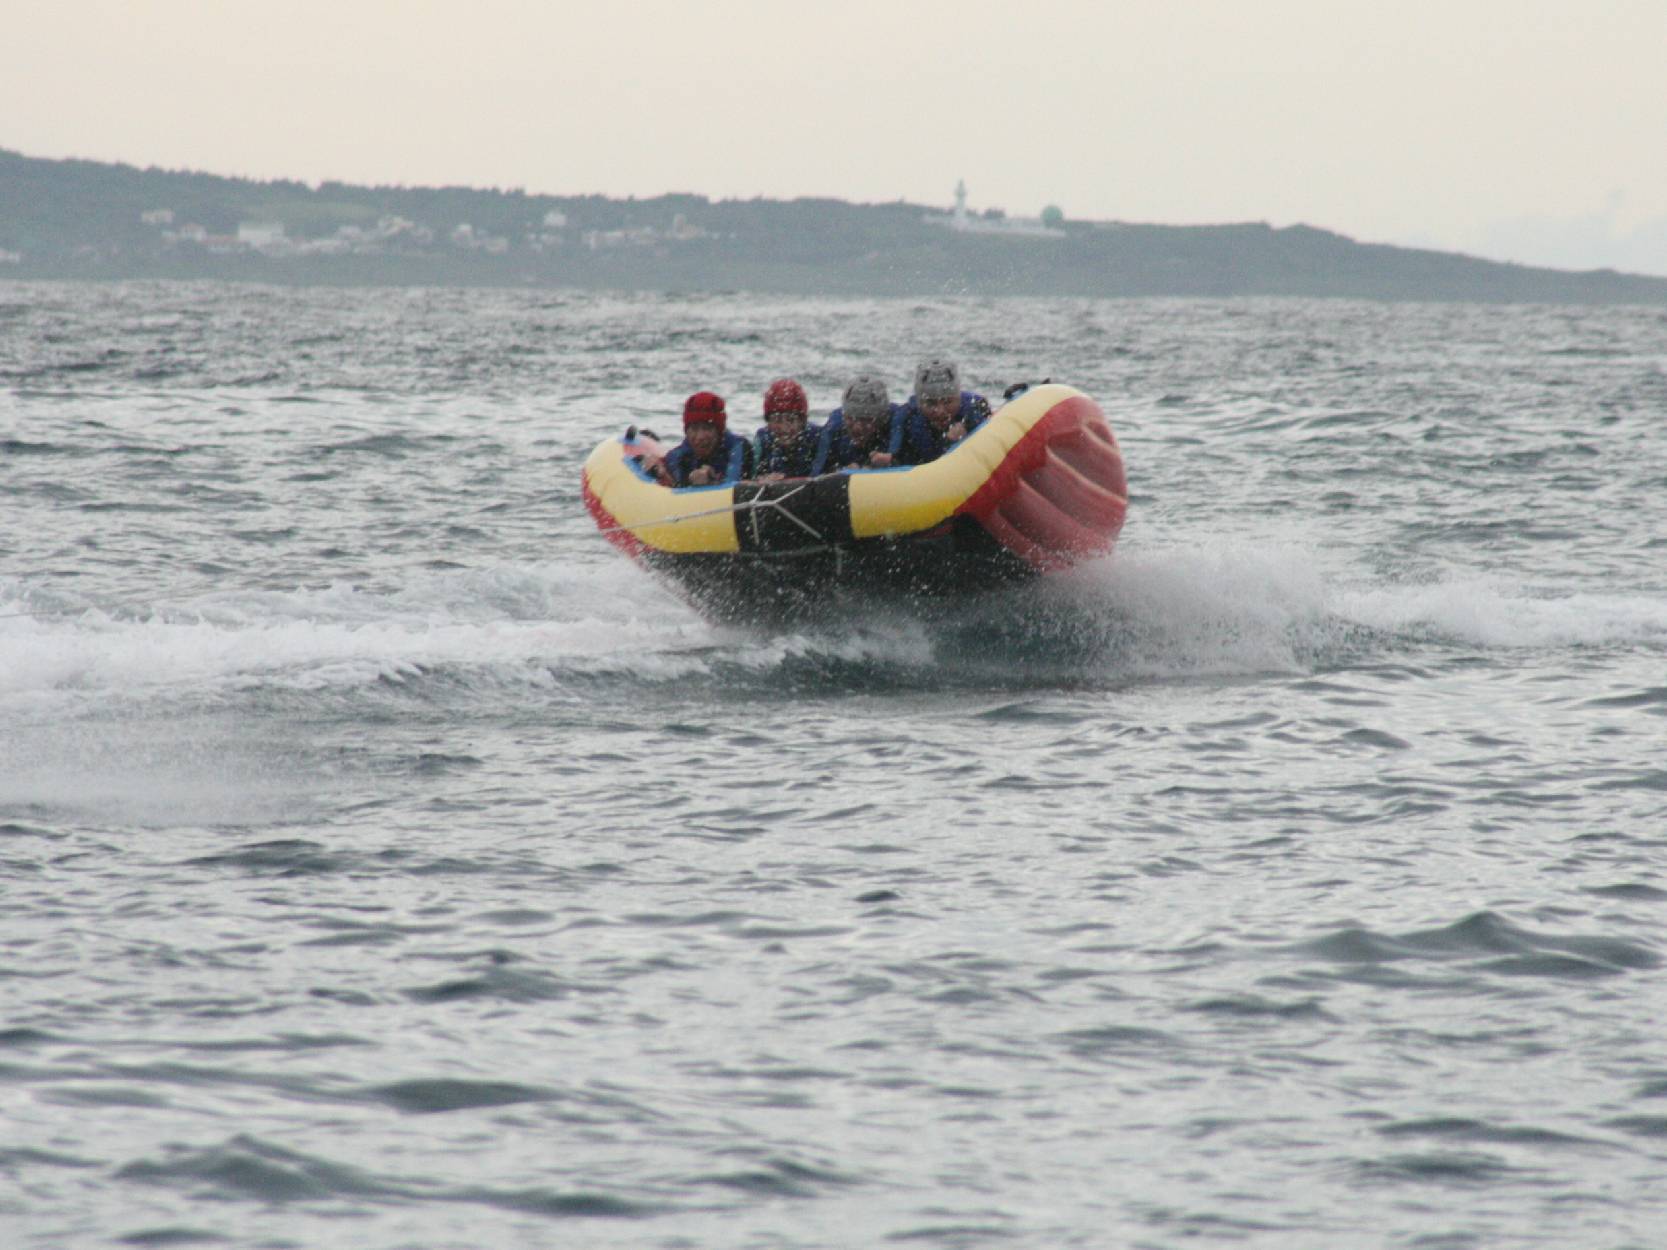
[664,430,753,487]
[897,391,991,466]
[752,421,823,478]
[809,404,905,475]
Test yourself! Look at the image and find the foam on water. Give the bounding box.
[7,540,1665,714]
[0,611,695,698]
[1068,536,1667,677]
[1334,576,1667,649]
[0,562,711,704]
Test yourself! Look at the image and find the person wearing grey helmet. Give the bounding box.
[810,373,905,474]
[897,358,991,466]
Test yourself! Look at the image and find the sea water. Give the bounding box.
[3,282,1667,1249]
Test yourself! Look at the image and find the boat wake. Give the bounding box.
[5,538,1664,715]
[5,542,1665,829]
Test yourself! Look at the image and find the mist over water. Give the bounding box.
[4,282,1667,1248]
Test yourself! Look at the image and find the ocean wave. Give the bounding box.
[1332,577,1667,649]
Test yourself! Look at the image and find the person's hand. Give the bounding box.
[945,422,967,443]
[868,451,893,468]
[639,455,669,485]
[688,465,718,486]
[757,471,785,482]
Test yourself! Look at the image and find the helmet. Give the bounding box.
[913,358,960,403]
[762,378,808,417]
[841,374,890,422]
[682,390,727,434]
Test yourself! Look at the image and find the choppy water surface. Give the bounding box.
[4,282,1667,1249]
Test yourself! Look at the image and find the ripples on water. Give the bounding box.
[4,282,1667,1248]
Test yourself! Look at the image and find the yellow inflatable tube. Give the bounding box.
[582,384,1088,555]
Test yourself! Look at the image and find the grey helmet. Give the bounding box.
[842,374,890,422]
[913,358,960,403]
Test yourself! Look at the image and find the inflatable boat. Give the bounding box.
[581,383,1127,624]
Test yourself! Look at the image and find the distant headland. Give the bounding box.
[4,147,1666,304]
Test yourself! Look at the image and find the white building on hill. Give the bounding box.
[237,221,287,248]
[928,180,1065,238]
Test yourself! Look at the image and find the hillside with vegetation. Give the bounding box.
[4,147,1666,304]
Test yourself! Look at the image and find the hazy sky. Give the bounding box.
[10,0,1667,274]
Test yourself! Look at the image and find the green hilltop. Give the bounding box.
[4,147,1666,303]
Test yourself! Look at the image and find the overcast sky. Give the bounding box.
[10,0,1667,274]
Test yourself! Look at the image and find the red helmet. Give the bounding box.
[682,390,727,435]
[762,378,808,418]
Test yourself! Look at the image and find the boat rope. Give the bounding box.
[752,481,827,543]
[596,480,829,546]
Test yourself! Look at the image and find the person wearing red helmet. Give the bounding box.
[646,391,755,488]
[751,378,823,481]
